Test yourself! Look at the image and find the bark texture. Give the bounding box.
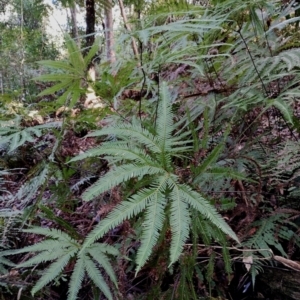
[85,0,95,49]
[258,267,300,300]
[104,0,116,63]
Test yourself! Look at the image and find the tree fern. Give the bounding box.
[4,228,118,300]
[70,81,239,274]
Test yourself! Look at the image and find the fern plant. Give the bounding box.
[35,34,100,110]
[4,227,118,300]
[70,81,239,274]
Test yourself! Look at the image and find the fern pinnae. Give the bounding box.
[191,212,212,246]
[17,248,66,268]
[193,142,225,178]
[81,187,160,252]
[71,143,156,165]
[156,82,175,152]
[84,37,101,67]
[37,80,72,97]
[38,60,78,73]
[82,164,164,201]
[2,239,60,256]
[169,186,191,266]
[88,246,118,286]
[67,255,86,300]
[87,125,162,153]
[84,257,114,300]
[135,192,166,274]
[23,227,77,242]
[179,185,239,243]
[32,248,78,296]
[65,35,85,72]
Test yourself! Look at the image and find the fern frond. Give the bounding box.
[194,143,224,178]
[81,186,166,252]
[82,164,164,201]
[244,214,290,258]
[65,35,85,72]
[70,142,156,165]
[67,255,86,300]
[191,211,212,246]
[23,227,77,242]
[94,243,119,256]
[270,98,294,125]
[135,192,166,274]
[17,248,67,268]
[207,167,256,182]
[84,257,114,300]
[84,37,101,67]
[169,186,191,265]
[3,239,60,256]
[38,60,78,73]
[0,126,43,153]
[32,249,78,296]
[178,184,239,243]
[87,124,162,153]
[16,163,49,205]
[88,245,118,286]
[156,82,175,151]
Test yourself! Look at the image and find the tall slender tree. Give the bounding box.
[104,0,115,63]
[85,0,95,49]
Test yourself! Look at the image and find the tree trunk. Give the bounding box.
[258,267,300,299]
[104,0,116,63]
[118,0,139,60]
[85,0,95,49]
[69,4,79,44]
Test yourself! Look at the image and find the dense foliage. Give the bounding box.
[1,0,300,299]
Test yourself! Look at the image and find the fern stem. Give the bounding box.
[235,27,268,97]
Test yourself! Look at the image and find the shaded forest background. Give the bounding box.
[1,0,300,299]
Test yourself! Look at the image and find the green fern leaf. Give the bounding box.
[169,186,191,265]
[84,257,114,300]
[38,60,78,73]
[88,244,118,286]
[86,125,162,153]
[84,37,101,67]
[65,35,85,71]
[194,143,224,178]
[178,185,239,242]
[270,98,294,125]
[156,82,175,151]
[135,192,166,274]
[82,164,164,201]
[67,255,86,300]
[70,143,155,165]
[81,186,166,252]
[32,249,78,296]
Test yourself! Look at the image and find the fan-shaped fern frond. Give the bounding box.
[34,35,99,109]
[72,81,238,274]
[4,228,118,300]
